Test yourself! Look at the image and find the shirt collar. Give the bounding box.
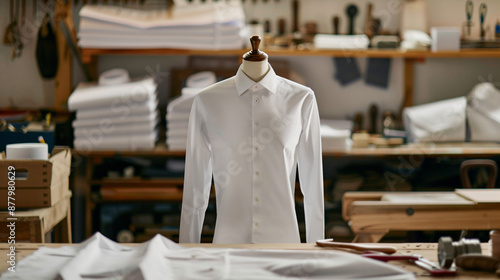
[235,64,278,96]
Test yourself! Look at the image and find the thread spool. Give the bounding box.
[438,236,482,268]
[491,230,500,259]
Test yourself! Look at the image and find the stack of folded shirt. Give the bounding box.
[68,76,159,151]
[78,1,245,50]
[166,71,217,150]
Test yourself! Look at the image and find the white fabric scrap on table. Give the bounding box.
[0,232,415,280]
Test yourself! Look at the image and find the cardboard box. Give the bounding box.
[0,147,71,209]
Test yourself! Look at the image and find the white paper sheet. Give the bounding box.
[1,232,415,280]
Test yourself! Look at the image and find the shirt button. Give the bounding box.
[254,85,258,90]
[254,197,259,203]
[255,98,259,103]
[254,222,259,227]
[255,146,259,151]
[254,121,259,126]
[255,171,259,175]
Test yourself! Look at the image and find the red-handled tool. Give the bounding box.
[363,253,419,262]
[363,252,457,277]
[410,257,457,277]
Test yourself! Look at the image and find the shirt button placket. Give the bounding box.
[251,88,261,242]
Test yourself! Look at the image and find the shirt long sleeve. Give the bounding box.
[179,97,213,243]
[297,92,325,243]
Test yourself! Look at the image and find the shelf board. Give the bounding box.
[80,143,500,159]
[99,186,184,202]
[322,143,500,158]
[92,178,184,187]
[81,47,500,63]
[75,142,186,157]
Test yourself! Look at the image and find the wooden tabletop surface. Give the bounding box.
[0,242,496,279]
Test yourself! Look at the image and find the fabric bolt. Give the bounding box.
[180,65,324,244]
[0,232,415,280]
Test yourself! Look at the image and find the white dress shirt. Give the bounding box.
[180,65,324,244]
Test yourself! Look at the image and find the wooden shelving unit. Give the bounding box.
[81,48,500,63]
[76,46,500,239]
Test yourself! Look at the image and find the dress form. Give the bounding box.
[241,36,270,82]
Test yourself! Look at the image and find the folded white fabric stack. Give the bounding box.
[320,119,353,152]
[314,34,370,50]
[68,75,159,151]
[166,72,217,151]
[78,1,245,50]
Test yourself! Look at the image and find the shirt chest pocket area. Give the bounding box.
[260,114,302,148]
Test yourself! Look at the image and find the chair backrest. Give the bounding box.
[460,159,498,188]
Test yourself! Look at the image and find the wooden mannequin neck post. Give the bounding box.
[242,36,270,82]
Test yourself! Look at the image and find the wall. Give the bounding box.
[0,0,55,107]
[1,0,499,125]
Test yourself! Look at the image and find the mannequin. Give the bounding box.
[241,36,270,82]
[180,34,325,244]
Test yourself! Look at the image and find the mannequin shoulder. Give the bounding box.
[277,76,314,97]
[196,77,237,98]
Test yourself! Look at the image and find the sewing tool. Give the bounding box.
[465,0,473,36]
[479,3,487,39]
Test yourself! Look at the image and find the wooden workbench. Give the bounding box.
[0,242,496,279]
[343,189,500,243]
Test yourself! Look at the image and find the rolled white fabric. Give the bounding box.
[467,83,500,142]
[403,97,466,143]
[6,143,49,160]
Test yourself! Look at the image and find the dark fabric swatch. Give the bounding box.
[365,58,391,88]
[333,57,362,86]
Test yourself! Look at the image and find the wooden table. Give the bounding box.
[0,194,72,243]
[0,242,496,279]
[343,189,500,243]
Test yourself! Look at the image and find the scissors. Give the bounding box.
[479,3,487,38]
[465,0,473,36]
